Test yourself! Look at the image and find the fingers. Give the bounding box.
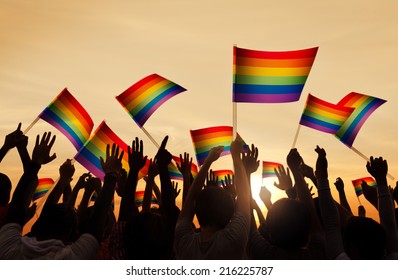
[160,135,168,150]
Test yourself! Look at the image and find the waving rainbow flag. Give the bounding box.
[233,46,318,103]
[116,74,186,127]
[262,161,284,178]
[190,126,246,166]
[39,88,94,150]
[135,190,158,207]
[213,169,234,186]
[33,178,54,201]
[74,121,130,180]
[299,94,354,134]
[335,92,386,147]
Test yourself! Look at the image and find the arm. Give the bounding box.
[177,145,224,223]
[5,132,56,226]
[142,159,157,213]
[67,172,91,208]
[119,137,147,221]
[86,143,123,241]
[314,146,344,259]
[366,156,398,254]
[334,177,353,214]
[259,186,272,211]
[176,152,194,205]
[251,198,266,226]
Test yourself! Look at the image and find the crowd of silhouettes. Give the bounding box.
[0,123,397,259]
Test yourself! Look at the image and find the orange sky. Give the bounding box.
[2,0,398,225]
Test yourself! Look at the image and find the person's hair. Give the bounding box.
[0,173,12,206]
[195,186,235,229]
[265,198,311,250]
[31,203,78,244]
[124,211,172,259]
[343,216,386,259]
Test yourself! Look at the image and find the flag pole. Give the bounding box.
[350,146,395,180]
[140,126,160,149]
[23,116,40,135]
[291,124,301,148]
[232,102,237,139]
[356,195,362,205]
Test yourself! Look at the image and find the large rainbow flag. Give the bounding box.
[299,94,354,134]
[190,126,246,166]
[135,190,158,207]
[33,178,54,201]
[262,161,284,178]
[39,88,94,150]
[74,121,145,180]
[233,46,318,103]
[335,92,386,147]
[116,74,186,127]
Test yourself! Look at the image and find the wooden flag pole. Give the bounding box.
[23,116,40,135]
[232,102,237,139]
[291,124,301,148]
[350,146,395,180]
[140,126,160,149]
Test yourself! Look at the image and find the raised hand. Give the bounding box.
[286,148,303,171]
[366,156,388,184]
[259,186,272,210]
[362,180,378,210]
[221,174,236,198]
[176,152,192,178]
[2,123,24,150]
[274,165,293,191]
[31,132,56,165]
[100,143,124,176]
[241,144,260,174]
[314,145,328,180]
[172,181,181,199]
[155,136,172,166]
[59,159,75,181]
[128,137,147,172]
[205,169,219,188]
[334,177,344,192]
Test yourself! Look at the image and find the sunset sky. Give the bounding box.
[1,0,398,223]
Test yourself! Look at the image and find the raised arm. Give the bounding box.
[176,152,194,205]
[178,145,223,223]
[314,146,344,259]
[67,172,91,209]
[142,158,158,213]
[334,177,353,214]
[5,132,56,226]
[274,165,296,199]
[366,156,398,254]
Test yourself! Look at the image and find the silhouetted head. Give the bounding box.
[31,203,78,245]
[78,206,116,241]
[265,198,311,251]
[195,186,235,229]
[124,211,171,259]
[344,216,386,259]
[0,173,11,206]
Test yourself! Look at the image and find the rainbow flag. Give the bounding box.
[39,88,94,150]
[352,177,377,196]
[335,92,386,147]
[190,126,246,166]
[33,178,54,201]
[116,74,186,127]
[74,121,130,180]
[262,161,283,178]
[135,190,158,207]
[299,94,354,134]
[233,46,318,103]
[213,169,234,186]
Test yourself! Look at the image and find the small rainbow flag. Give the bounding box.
[233,46,318,103]
[116,74,186,127]
[213,169,234,186]
[299,94,354,134]
[135,190,158,207]
[39,88,94,150]
[262,161,283,178]
[352,177,377,196]
[74,121,130,180]
[335,92,386,147]
[33,178,54,201]
[190,126,246,166]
